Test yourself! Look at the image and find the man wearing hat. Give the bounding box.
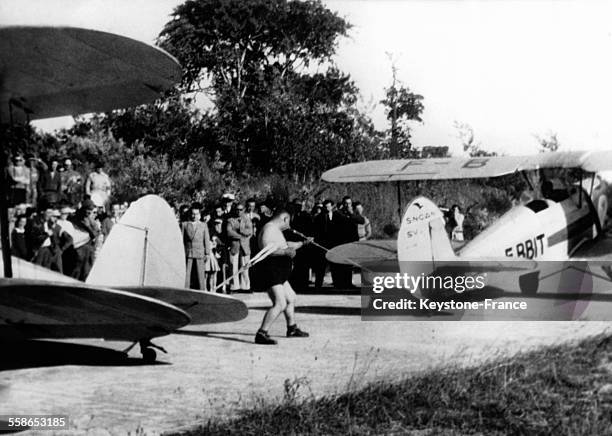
[33,209,73,273]
[38,159,62,207]
[221,193,235,215]
[61,158,83,206]
[7,154,30,207]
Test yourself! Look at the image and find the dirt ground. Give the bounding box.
[1,287,611,435]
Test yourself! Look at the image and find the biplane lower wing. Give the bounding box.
[0,279,191,341]
[326,240,397,265]
[116,286,248,324]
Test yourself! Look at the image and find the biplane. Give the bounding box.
[0,26,246,361]
[322,151,612,298]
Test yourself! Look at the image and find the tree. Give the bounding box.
[453,121,495,157]
[158,0,351,95]
[157,0,374,175]
[421,146,450,158]
[380,57,424,157]
[97,96,218,163]
[534,131,560,153]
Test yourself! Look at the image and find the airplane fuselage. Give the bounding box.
[458,191,598,261]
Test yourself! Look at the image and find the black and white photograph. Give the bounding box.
[1,0,612,434]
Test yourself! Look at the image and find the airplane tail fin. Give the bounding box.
[397,196,456,267]
[86,195,185,287]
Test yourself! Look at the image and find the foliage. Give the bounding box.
[453,121,496,157]
[535,131,560,153]
[97,96,218,162]
[379,60,424,157]
[172,334,612,435]
[158,0,351,94]
[2,0,527,239]
[157,0,376,175]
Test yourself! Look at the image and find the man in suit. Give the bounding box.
[33,208,73,273]
[226,203,253,292]
[182,203,211,290]
[38,159,62,207]
[313,199,340,289]
[287,198,314,291]
[335,195,365,288]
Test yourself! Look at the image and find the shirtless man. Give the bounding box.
[255,209,311,345]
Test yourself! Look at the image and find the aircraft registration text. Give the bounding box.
[504,234,545,259]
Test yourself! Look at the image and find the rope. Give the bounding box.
[213,243,277,291]
[289,229,374,273]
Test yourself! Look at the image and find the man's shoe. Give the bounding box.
[255,330,277,345]
[287,325,309,338]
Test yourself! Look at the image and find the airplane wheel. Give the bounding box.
[142,348,157,362]
[519,271,539,296]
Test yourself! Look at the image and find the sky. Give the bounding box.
[2,0,612,156]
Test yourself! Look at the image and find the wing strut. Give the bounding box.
[578,169,583,208]
[0,98,21,278]
[521,171,534,192]
[1,142,12,278]
[589,173,596,196]
[140,227,149,286]
[396,182,402,223]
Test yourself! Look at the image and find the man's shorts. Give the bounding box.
[257,256,292,288]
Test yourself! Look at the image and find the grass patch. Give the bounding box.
[171,334,612,435]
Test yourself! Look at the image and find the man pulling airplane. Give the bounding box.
[255,209,311,345]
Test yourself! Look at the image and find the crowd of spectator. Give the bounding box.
[6,153,119,280]
[5,150,468,293]
[6,152,379,291]
[179,194,372,293]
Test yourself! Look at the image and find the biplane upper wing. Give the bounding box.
[0,26,181,123]
[321,151,612,183]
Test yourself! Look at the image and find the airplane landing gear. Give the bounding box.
[139,339,167,362]
[141,347,156,362]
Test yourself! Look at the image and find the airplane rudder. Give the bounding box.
[397,196,445,262]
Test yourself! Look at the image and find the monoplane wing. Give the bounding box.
[321,151,612,183]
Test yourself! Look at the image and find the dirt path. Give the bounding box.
[1,292,610,435]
